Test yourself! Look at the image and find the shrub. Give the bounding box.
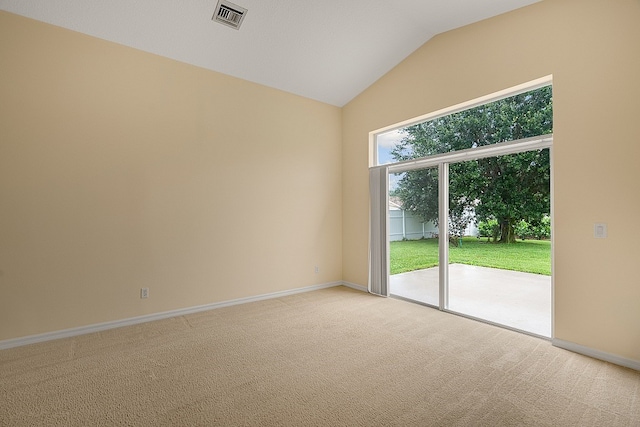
[515,219,532,240]
[531,215,551,240]
[477,218,500,242]
[479,216,550,242]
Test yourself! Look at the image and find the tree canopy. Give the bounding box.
[390,86,552,243]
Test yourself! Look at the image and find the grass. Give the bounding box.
[390,237,551,276]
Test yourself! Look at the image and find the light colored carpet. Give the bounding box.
[1,286,639,426]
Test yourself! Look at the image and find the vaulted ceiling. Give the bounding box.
[0,0,540,106]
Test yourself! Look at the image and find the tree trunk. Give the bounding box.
[499,220,516,243]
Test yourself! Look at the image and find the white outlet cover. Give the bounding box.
[594,223,607,239]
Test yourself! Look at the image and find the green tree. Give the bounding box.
[391,86,552,243]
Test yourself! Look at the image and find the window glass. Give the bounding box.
[376,86,552,165]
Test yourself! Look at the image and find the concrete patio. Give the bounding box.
[390,264,551,337]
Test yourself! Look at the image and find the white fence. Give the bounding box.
[389,209,478,241]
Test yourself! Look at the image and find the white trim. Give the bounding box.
[0,281,346,350]
[342,281,368,292]
[553,338,640,372]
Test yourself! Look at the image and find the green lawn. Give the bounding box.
[390,237,551,276]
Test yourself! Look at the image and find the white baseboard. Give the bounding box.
[552,338,640,371]
[0,281,349,351]
[341,281,367,292]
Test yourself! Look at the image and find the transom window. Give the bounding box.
[374,82,552,166]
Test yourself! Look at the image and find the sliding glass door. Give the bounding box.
[385,142,552,337]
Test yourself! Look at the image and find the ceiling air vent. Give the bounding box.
[212,0,247,30]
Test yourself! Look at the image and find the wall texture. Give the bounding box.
[0,12,342,341]
[342,0,640,362]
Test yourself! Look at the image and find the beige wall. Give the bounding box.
[0,12,342,341]
[343,0,640,361]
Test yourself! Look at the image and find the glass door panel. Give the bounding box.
[446,151,552,336]
[389,168,439,306]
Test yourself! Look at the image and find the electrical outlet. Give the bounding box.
[140,287,149,299]
[594,223,607,239]
[314,266,319,274]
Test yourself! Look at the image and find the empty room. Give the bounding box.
[1,0,639,425]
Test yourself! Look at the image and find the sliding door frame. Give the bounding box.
[386,134,553,333]
[438,162,449,309]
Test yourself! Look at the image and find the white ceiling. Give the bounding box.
[0,0,540,106]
